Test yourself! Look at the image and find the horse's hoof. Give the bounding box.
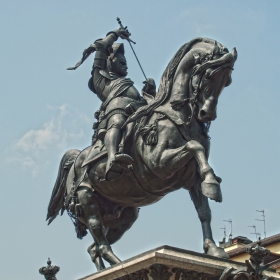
[204,238,229,259]
[201,180,222,202]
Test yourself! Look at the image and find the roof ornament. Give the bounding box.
[219,239,272,280]
[39,258,60,280]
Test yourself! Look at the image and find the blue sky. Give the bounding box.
[1,1,280,279]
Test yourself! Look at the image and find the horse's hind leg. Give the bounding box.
[106,206,139,245]
[87,243,105,271]
[87,206,138,270]
[189,182,229,259]
[76,187,121,269]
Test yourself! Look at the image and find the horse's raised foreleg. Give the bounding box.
[146,138,221,201]
[189,183,229,259]
[189,140,222,202]
[76,187,121,270]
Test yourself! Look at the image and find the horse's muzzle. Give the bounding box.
[199,109,217,122]
[198,99,217,122]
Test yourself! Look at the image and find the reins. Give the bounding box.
[185,72,203,127]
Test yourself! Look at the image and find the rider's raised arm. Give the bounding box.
[90,28,129,101]
[91,31,118,100]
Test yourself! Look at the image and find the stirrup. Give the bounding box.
[114,153,134,165]
[105,154,134,181]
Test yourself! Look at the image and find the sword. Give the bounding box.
[117,17,147,80]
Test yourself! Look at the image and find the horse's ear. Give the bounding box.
[231,48,238,62]
[193,53,200,64]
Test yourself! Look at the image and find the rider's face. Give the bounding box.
[112,53,128,77]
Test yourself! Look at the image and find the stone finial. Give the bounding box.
[246,238,270,268]
[39,258,60,280]
[220,239,272,280]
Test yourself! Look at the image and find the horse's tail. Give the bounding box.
[46,149,80,225]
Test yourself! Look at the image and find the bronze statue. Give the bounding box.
[46,20,237,271]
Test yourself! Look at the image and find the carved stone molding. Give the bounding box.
[172,268,219,280]
[115,275,130,280]
[115,265,174,280]
[115,269,149,280]
[130,269,149,280]
[114,266,220,280]
[149,264,172,280]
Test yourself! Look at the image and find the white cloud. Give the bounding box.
[7,104,91,177]
[15,119,62,152]
[14,104,69,153]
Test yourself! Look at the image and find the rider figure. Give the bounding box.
[88,27,155,181]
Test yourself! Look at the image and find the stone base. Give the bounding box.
[78,245,280,280]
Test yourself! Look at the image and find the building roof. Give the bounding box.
[228,233,280,257]
[267,258,280,270]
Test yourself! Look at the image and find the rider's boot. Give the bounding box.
[104,127,133,181]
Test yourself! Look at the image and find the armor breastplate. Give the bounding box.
[121,85,140,100]
[104,96,136,116]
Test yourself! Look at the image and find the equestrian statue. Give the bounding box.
[46,19,237,271]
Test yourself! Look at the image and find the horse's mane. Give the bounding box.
[123,37,207,126]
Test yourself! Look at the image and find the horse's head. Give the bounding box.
[191,43,237,123]
[123,38,237,129]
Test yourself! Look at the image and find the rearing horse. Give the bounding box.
[47,37,237,271]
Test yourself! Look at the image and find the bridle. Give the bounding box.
[186,61,234,128]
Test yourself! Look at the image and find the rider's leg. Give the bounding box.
[104,114,133,181]
[189,182,229,258]
[104,114,125,180]
[77,187,121,267]
[118,122,134,154]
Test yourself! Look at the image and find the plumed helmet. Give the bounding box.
[107,43,127,75]
[111,43,125,56]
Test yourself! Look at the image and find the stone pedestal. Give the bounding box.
[78,246,280,280]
